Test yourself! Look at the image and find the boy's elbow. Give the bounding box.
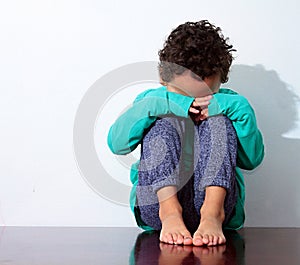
[107,134,132,155]
[107,126,139,155]
[107,126,120,154]
[239,149,265,170]
[107,134,117,154]
[256,150,265,168]
[251,144,265,169]
[107,136,123,155]
[110,145,130,155]
[247,158,263,170]
[107,129,121,155]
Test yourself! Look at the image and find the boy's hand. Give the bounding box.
[189,95,212,123]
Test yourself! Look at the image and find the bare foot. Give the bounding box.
[193,216,226,246]
[160,214,193,245]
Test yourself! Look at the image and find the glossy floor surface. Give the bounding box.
[0,227,299,265]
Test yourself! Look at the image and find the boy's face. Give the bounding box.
[165,70,221,97]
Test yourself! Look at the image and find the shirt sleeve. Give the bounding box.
[107,87,194,155]
[208,90,265,170]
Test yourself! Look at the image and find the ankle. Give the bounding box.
[159,204,182,221]
[157,187,182,221]
[200,205,225,222]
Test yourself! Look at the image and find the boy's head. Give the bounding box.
[158,20,236,96]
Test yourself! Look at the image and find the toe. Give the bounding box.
[219,235,226,245]
[176,234,184,245]
[202,234,209,245]
[212,235,219,246]
[172,233,178,244]
[193,234,204,246]
[160,232,171,244]
[208,234,214,245]
[166,233,174,244]
[183,236,193,245]
[207,235,217,246]
[162,235,169,244]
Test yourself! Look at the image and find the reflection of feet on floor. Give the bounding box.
[193,244,226,265]
[193,217,226,246]
[160,214,193,245]
[158,242,193,265]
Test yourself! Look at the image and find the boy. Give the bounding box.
[107,20,264,246]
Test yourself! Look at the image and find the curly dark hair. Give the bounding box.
[158,20,236,84]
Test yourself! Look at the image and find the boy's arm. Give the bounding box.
[208,90,265,170]
[107,88,194,155]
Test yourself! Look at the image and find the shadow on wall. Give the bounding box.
[226,64,300,227]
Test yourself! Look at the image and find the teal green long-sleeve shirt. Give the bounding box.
[107,86,265,230]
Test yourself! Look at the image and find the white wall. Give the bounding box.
[0,0,299,226]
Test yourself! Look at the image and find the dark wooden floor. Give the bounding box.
[0,226,299,264]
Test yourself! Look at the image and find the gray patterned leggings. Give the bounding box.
[136,115,238,233]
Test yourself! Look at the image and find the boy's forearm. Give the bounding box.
[208,92,265,169]
[107,88,194,155]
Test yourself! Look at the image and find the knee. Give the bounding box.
[143,116,184,144]
[207,115,232,127]
[220,115,236,135]
[206,115,237,141]
[219,116,237,148]
[139,117,184,168]
[198,115,237,156]
[209,116,238,162]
